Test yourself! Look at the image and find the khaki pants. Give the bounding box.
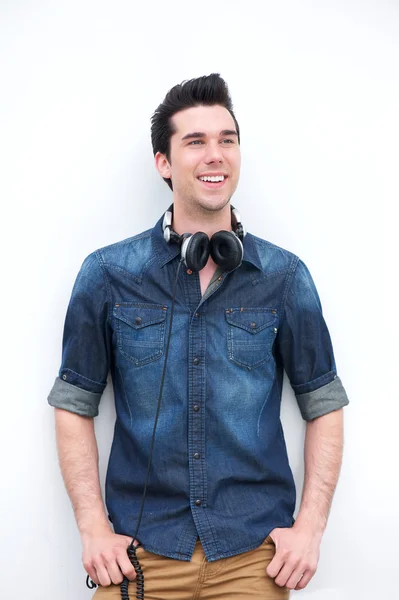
[93,536,290,600]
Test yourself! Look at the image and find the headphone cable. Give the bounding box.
[86,256,184,599]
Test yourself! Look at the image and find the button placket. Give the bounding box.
[188,301,206,515]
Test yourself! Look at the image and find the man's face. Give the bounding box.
[156,104,241,213]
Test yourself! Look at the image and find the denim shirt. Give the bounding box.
[48,212,349,562]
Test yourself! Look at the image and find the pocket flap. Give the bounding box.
[225,308,277,334]
[113,303,167,330]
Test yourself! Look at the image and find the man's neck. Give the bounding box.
[171,199,233,238]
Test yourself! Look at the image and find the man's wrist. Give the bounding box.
[293,513,326,539]
[76,505,111,537]
[79,521,112,538]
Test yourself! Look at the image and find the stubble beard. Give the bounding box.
[186,179,233,214]
[173,176,237,223]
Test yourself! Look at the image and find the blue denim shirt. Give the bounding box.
[48,211,349,562]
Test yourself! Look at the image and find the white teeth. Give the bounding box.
[199,175,225,182]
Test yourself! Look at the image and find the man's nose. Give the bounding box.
[204,141,223,163]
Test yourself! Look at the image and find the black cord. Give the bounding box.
[86,575,96,589]
[86,258,183,598]
[120,544,144,600]
[120,257,183,599]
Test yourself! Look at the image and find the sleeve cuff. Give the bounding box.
[295,375,349,421]
[47,377,102,417]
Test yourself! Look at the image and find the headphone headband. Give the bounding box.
[162,204,246,245]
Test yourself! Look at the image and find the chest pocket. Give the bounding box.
[225,308,278,370]
[113,303,167,366]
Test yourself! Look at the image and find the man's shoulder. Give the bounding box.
[96,227,153,254]
[86,227,156,279]
[248,232,299,275]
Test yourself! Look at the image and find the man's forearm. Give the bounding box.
[54,408,110,535]
[295,408,344,537]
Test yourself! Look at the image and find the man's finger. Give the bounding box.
[85,567,99,586]
[285,566,305,590]
[274,561,297,588]
[106,559,125,585]
[94,562,111,587]
[117,550,137,581]
[266,553,284,579]
[295,569,314,590]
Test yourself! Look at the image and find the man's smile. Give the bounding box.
[196,173,229,189]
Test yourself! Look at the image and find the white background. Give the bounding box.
[1,1,397,599]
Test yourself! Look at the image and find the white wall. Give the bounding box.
[1,1,397,598]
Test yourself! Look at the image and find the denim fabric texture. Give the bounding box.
[48,211,349,562]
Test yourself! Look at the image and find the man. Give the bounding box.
[48,73,349,599]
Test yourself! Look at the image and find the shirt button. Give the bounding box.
[195,499,202,506]
[193,404,200,411]
[187,269,193,275]
[62,374,67,380]
[217,276,222,281]
[193,357,200,365]
[135,316,142,325]
[250,321,256,329]
[194,452,200,459]
[195,312,200,318]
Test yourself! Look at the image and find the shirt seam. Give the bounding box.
[95,249,113,323]
[279,254,300,326]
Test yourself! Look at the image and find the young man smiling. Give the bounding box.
[48,74,349,599]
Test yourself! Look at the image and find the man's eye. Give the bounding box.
[222,139,234,144]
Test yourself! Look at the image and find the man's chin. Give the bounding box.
[196,195,232,212]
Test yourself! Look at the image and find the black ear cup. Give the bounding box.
[162,204,246,272]
[210,231,243,270]
[181,232,210,271]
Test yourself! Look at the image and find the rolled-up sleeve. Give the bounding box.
[276,257,349,421]
[47,251,112,417]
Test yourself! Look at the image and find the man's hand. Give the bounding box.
[82,526,139,587]
[266,525,321,591]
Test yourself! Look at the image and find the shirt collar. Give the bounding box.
[151,211,263,272]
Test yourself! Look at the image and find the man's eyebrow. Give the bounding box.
[220,129,238,137]
[181,130,238,141]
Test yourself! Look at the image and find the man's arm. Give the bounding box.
[267,408,344,590]
[54,408,137,586]
[295,407,344,538]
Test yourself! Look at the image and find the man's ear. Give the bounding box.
[155,152,171,179]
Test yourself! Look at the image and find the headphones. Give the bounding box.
[162,204,246,272]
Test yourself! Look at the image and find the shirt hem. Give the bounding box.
[140,520,295,562]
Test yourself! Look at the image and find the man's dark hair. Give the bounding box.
[150,73,240,190]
